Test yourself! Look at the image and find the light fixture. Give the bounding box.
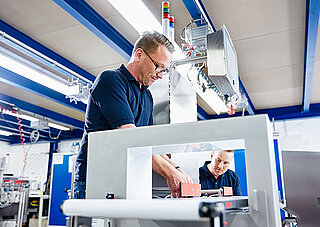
[0,130,13,137]
[107,0,185,61]
[48,122,70,131]
[1,109,70,131]
[0,52,70,95]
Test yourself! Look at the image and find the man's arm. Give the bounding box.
[152,154,189,198]
[117,124,135,129]
[233,175,242,196]
[160,154,193,184]
[116,124,192,197]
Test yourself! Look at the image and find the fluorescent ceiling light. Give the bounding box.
[48,122,70,131]
[107,0,185,60]
[0,52,72,95]
[0,130,13,136]
[1,109,38,122]
[1,109,70,131]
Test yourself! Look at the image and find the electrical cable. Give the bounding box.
[17,117,27,192]
[48,127,62,140]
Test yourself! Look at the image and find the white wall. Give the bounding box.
[0,139,80,191]
[275,116,320,152]
[58,139,80,153]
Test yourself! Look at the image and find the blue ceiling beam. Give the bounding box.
[0,66,86,113]
[0,93,84,129]
[255,104,320,121]
[182,0,216,31]
[197,105,209,120]
[302,0,320,112]
[0,19,95,82]
[0,135,16,143]
[206,103,320,121]
[52,0,133,61]
[181,0,255,116]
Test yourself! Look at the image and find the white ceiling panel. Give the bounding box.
[235,27,304,74]
[0,0,78,37]
[87,0,139,44]
[86,61,128,76]
[311,60,320,104]
[202,0,305,41]
[242,64,303,109]
[35,24,125,76]
[252,87,302,109]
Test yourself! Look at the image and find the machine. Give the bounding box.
[61,114,282,226]
[0,156,29,227]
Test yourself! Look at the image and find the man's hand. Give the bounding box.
[177,168,193,184]
[152,154,193,198]
[166,168,192,198]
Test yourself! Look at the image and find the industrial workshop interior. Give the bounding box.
[0,0,319,226]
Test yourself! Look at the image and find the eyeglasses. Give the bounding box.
[141,48,169,75]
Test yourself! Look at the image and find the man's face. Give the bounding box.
[138,45,172,87]
[212,150,234,177]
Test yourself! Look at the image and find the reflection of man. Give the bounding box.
[199,150,242,196]
[74,31,191,199]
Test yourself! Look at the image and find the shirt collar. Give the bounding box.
[118,64,149,91]
[202,161,227,179]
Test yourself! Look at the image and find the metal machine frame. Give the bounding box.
[62,115,281,226]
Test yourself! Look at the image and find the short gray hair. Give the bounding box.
[133,31,175,55]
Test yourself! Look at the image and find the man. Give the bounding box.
[199,150,242,196]
[74,31,191,199]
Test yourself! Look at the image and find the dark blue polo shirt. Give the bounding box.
[199,161,242,196]
[75,64,153,182]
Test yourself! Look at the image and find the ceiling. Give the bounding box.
[0,0,319,143]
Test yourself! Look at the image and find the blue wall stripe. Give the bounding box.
[234,149,248,196]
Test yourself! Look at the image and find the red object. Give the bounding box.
[180,183,201,197]
[223,186,233,196]
[223,221,228,226]
[227,104,235,115]
[169,16,174,23]
[163,12,170,19]
[225,202,232,208]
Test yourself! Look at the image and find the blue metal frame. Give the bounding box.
[302,0,320,112]
[256,103,320,120]
[206,103,320,121]
[197,105,208,120]
[52,0,133,61]
[0,19,95,82]
[0,93,84,129]
[273,139,285,219]
[181,0,255,115]
[0,66,86,113]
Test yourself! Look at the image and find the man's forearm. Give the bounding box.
[152,154,175,178]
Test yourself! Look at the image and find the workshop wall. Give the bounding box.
[275,116,320,152]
